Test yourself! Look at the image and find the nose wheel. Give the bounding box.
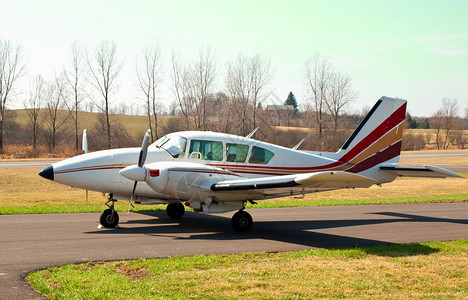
[231,210,253,232]
[100,195,119,228]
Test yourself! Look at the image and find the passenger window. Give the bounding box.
[248,146,274,164]
[189,140,223,161]
[226,143,249,163]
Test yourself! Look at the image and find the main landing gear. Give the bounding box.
[166,202,185,219]
[231,210,253,232]
[100,194,119,228]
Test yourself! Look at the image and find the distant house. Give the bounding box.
[265,104,295,126]
[266,105,295,111]
[260,91,283,107]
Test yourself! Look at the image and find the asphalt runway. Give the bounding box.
[1,203,467,299]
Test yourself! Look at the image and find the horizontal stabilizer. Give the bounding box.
[380,165,464,178]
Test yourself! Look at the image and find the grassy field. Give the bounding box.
[9,109,174,144]
[27,240,468,299]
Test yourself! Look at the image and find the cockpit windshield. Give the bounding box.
[151,135,187,158]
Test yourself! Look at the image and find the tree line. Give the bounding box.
[0,36,466,156]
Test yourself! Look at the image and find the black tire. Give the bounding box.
[100,209,119,228]
[167,202,185,219]
[231,210,253,232]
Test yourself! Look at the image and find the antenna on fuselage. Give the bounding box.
[246,127,259,138]
[292,138,306,150]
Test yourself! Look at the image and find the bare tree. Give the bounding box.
[86,41,123,149]
[193,46,216,130]
[249,54,272,129]
[136,43,163,142]
[170,47,216,131]
[44,73,69,152]
[170,50,191,130]
[325,71,356,132]
[431,98,459,150]
[304,53,331,139]
[225,53,272,135]
[226,54,251,135]
[64,41,86,151]
[0,37,25,153]
[168,100,178,116]
[24,75,45,152]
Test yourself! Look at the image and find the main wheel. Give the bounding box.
[167,202,185,219]
[231,210,253,232]
[100,209,119,228]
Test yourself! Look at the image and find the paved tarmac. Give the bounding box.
[1,203,467,299]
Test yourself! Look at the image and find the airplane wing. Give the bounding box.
[211,171,378,191]
[379,165,464,178]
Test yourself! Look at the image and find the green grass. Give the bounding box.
[246,193,468,209]
[27,240,468,299]
[0,204,168,215]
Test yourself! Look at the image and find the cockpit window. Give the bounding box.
[189,139,223,161]
[226,143,249,163]
[152,135,187,158]
[248,146,274,164]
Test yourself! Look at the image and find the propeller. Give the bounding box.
[82,129,88,154]
[127,129,151,213]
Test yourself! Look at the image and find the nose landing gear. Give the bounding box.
[100,194,119,228]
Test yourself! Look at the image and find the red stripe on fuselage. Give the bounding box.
[54,165,127,174]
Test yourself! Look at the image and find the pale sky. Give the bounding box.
[1,0,467,117]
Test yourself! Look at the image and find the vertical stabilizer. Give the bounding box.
[337,96,407,172]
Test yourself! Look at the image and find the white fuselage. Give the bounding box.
[50,131,397,205]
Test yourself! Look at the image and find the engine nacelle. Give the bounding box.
[143,161,240,202]
[144,164,170,193]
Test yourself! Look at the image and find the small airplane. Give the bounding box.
[39,97,463,231]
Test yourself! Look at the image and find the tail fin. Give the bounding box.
[338,96,407,173]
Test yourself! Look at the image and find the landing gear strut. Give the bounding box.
[166,202,185,219]
[231,210,253,232]
[100,194,119,228]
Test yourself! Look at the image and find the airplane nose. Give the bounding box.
[38,165,54,181]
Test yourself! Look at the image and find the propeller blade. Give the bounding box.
[138,129,151,167]
[127,129,151,214]
[128,181,138,213]
[82,129,88,154]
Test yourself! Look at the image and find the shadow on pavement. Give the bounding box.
[85,210,466,254]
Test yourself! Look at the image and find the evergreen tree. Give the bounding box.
[406,113,418,129]
[420,118,430,129]
[284,92,298,111]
